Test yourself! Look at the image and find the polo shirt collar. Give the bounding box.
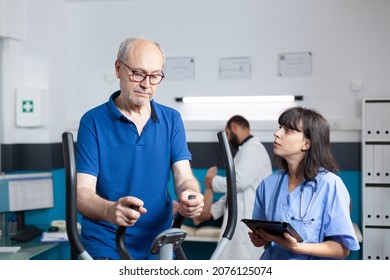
[107,90,159,123]
[239,135,253,146]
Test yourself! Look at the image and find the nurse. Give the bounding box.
[249,106,360,260]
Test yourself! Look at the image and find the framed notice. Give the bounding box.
[278,52,312,77]
[219,57,252,79]
[164,57,195,80]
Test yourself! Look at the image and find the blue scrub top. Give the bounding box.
[253,170,360,260]
[76,90,192,259]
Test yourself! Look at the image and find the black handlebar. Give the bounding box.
[217,131,237,240]
[115,226,132,260]
[172,214,186,229]
[62,132,89,259]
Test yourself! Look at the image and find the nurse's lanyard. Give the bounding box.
[272,172,317,221]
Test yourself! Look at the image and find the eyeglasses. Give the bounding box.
[119,60,165,85]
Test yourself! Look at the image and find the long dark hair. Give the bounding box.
[276,106,339,180]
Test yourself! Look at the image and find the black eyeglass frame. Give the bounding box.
[119,60,165,85]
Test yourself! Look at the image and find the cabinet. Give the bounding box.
[0,0,25,40]
[362,98,390,260]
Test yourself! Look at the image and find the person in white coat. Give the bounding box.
[194,115,272,259]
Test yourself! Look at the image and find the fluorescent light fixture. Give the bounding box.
[175,95,303,103]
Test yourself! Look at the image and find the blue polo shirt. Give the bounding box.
[76,90,192,260]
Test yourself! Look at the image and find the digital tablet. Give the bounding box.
[241,219,303,242]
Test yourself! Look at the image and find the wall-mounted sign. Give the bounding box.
[164,57,195,80]
[278,52,312,77]
[219,57,252,79]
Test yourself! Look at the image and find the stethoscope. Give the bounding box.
[272,172,318,222]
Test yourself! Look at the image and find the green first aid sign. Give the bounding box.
[22,100,34,113]
[16,88,43,127]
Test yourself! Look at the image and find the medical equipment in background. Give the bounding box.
[62,131,237,260]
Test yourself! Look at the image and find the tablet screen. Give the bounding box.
[241,219,303,242]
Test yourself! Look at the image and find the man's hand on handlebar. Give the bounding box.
[177,191,204,218]
[111,196,147,227]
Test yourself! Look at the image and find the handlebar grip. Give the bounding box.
[172,195,195,228]
[116,226,132,260]
[115,205,140,260]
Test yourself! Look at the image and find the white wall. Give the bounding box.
[1,0,390,144]
[1,0,69,144]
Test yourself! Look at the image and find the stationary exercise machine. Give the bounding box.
[62,131,237,260]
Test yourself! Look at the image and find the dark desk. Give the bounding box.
[0,231,59,260]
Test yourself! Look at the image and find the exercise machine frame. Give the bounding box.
[62,131,237,260]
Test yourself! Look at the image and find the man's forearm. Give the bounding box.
[176,178,201,197]
[77,187,113,222]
